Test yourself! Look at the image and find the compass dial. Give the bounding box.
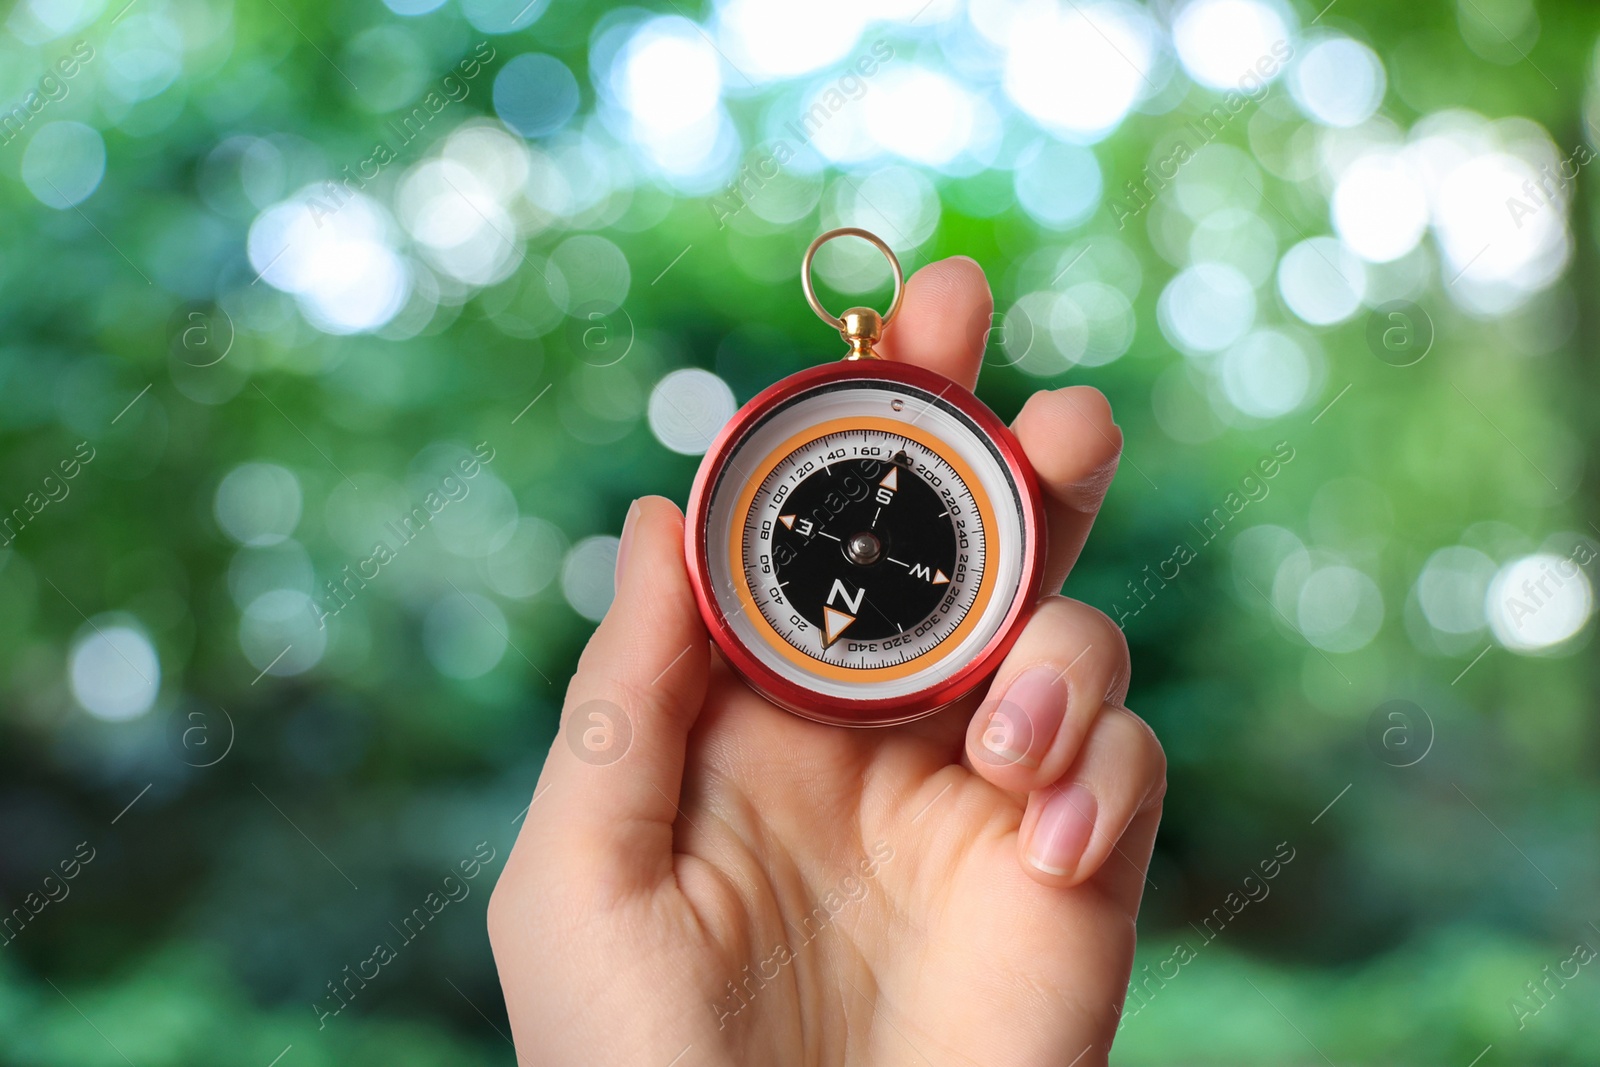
[692,364,1042,724]
[743,434,984,668]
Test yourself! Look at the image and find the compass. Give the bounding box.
[685,229,1047,727]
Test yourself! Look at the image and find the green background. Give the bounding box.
[0,0,1595,1063]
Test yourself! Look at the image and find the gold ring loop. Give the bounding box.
[801,228,904,333]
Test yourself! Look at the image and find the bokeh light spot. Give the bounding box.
[562,535,620,622]
[1013,141,1102,229]
[215,463,302,547]
[1487,553,1593,652]
[1416,546,1496,634]
[423,592,508,679]
[240,590,327,677]
[1003,2,1155,141]
[248,189,412,335]
[1290,37,1386,127]
[1219,329,1313,418]
[1157,263,1256,353]
[483,517,567,599]
[103,13,182,102]
[22,122,106,209]
[1277,238,1367,326]
[384,0,446,14]
[495,54,580,139]
[461,0,549,34]
[550,234,631,310]
[1062,282,1136,367]
[648,368,736,456]
[70,621,160,722]
[864,67,975,166]
[715,0,865,81]
[1296,564,1385,653]
[1172,0,1291,92]
[1333,151,1428,263]
[21,0,105,36]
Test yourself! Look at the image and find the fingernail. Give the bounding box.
[615,500,641,585]
[980,666,1068,768]
[1025,783,1097,877]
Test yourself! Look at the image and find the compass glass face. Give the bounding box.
[751,439,981,665]
[703,378,1028,704]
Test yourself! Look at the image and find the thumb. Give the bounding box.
[523,496,710,889]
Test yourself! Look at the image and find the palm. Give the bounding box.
[638,668,1145,1065]
[491,258,1164,1067]
[635,669,1144,1065]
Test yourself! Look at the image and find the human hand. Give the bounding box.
[489,257,1166,1067]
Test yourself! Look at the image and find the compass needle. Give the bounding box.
[822,607,856,648]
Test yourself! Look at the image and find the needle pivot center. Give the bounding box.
[845,531,883,566]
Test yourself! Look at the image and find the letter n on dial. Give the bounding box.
[750,429,976,671]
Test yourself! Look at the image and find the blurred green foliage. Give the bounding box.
[0,0,1596,1063]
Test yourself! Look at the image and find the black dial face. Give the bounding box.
[771,453,959,645]
[737,424,988,670]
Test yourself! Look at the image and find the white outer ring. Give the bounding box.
[705,381,1025,702]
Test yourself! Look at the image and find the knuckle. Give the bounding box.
[1056,598,1132,671]
[1017,601,1132,700]
[1084,603,1131,662]
[486,877,517,944]
[1109,705,1167,804]
[561,675,650,727]
[1017,393,1122,502]
[1066,452,1121,513]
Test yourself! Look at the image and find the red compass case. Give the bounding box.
[683,228,1048,728]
